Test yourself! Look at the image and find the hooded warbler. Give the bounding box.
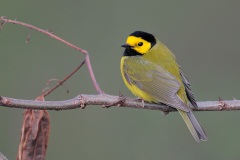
[120,31,207,142]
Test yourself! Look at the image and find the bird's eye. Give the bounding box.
[138,42,143,46]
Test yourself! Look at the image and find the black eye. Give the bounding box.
[138,42,143,46]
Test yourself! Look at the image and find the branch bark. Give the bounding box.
[0,152,8,160]
[0,94,239,112]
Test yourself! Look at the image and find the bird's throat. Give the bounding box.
[123,48,143,57]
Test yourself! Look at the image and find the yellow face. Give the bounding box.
[125,36,152,54]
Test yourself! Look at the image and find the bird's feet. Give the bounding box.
[102,92,126,108]
[135,97,145,108]
[218,97,228,110]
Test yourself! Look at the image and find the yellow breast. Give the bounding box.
[120,56,156,102]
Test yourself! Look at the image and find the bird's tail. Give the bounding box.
[178,109,207,142]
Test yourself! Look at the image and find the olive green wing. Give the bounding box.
[123,57,190,112]
[180,70,198,108]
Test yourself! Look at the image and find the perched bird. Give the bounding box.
[120,31,207,142]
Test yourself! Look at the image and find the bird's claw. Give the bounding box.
[103,93,126,108]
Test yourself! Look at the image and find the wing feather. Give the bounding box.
[122,56,190,112]
[180,70,198,108]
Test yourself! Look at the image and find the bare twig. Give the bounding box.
[0,16,103,94]
[0,94,239,112]
[43,59,86,97]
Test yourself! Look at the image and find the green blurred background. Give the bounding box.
[1,0,240,159]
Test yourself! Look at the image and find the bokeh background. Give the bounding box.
[1,0,240,159]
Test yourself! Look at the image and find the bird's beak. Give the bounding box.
[121,43,132,48]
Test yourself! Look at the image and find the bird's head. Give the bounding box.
[121,31,156,55]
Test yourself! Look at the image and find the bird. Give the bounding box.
[120,31,207,142]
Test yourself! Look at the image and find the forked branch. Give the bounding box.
[0,16,240,112]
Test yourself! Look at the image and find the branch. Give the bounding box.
[0,94,239,112]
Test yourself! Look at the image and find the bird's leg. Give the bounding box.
[218,97,228,110]
[135,97,145,108]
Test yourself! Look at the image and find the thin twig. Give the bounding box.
[43,59,86,97]
[0,94,239,112]
[0,16,103,94]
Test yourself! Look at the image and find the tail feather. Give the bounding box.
[178,110,207,142]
